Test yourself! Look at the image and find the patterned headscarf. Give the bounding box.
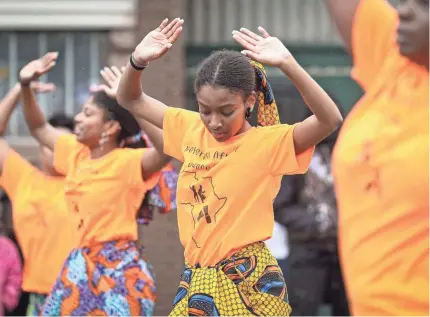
[250,60,281,126]
[122,132,178,225]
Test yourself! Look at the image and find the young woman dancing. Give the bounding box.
[0,81,76,316]
[19,54,170,316]
[117,19,342,316]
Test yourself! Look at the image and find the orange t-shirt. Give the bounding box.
[332,0,429,315]
[0,150,76,294]
[163,107,314,266]
[54,134,159,247]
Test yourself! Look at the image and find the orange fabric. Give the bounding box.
[53,134,159,247]
[0,150,76,294]
[163,107,314,266]
[332,0,429,315]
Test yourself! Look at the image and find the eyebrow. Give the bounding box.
[197,101,236,110]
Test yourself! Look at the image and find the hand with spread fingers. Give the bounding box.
[30,82,56,94]
[133,18,184,65]
[232,27,292,67]
[19,52,58,85]
[90,66,126,99]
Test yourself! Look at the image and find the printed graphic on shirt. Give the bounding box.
[180,171,227,248]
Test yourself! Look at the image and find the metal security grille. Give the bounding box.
[0,31,108,136]
[185,0,342,45]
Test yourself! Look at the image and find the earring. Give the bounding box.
[245,107,251,120]
[99,132,108,150]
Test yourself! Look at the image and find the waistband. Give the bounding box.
[185,241,266,270]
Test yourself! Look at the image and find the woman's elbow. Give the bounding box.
[326,108,343,132]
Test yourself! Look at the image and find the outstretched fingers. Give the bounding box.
[240,28,262,41]
[100,67,116,86]
[161,18,181,36]
[240,50,259,60]
[233,30,258,46]
[165,18,184,39]
[156,18,169,32]
[258,26,271,38]
[111,66,122,77]
[168,24,183,44]
[232,31,259,53]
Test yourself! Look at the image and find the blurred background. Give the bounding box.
[0,0,400,315]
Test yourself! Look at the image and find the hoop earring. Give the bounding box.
[245,107,251,120]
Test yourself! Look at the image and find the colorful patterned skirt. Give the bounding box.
[26,293,47,316]
[41,240,156,316]
[170,242,292,316]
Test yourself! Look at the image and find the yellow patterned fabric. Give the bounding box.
[250,60,281,127]
[169,242,291,316]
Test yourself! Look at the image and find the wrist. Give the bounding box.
[130,52,149,71]
[279,56,300,76]
[19,80,32,87]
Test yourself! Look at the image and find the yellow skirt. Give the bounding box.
[169,242,292,316]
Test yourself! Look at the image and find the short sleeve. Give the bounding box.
[121,148,161,191]
[351,0,398,90]
[264,124,315,176]
[0,149,37,200]
[53,134,83,175]
[163,107,201,162]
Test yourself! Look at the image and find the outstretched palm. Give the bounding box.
[90,66,125,99]
[232,27,291,67]
[134,18,184,64]
[19,52,58,84]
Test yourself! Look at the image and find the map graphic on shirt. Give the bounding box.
[180,171,227,248]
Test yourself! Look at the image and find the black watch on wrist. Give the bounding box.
[130,54,148,71]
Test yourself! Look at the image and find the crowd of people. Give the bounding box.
[0,0,428,316]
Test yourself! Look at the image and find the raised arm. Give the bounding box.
[19,53,63,150]
[324,0,360,53]
[233,27,343,154]
[0,80,56,175]
[117,18,184,130]
[0,82,55,136]
[92,65,171,178]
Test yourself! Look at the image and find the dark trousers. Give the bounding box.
[285,242,349,316]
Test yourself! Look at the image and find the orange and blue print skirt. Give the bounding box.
[170,242,292,316]
[41,240,156,316]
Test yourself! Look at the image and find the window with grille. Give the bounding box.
[0,31,108,136]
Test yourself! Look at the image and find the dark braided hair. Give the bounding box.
[194,50,256,99]
[92,90,146,148]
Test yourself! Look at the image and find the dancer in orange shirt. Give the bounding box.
[325,0,429,315]
[19,55,170,316]
[117,19,343,316]
[0,81,77,316]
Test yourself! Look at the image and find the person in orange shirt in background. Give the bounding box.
[19,54,171,316]
[0,81,77,316]
[325,0,429,315]
[118,18,343,316]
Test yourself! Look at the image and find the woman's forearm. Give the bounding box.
[0,84,21,135]
[21,85,47,132]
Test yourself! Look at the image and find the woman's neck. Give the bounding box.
[90,142,118,159]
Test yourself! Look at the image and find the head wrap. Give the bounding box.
[250,60,281,126]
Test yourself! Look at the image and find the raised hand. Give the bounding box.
[133,18,184,65]
[90,66,126,99]
[30,82,56,94]
[232,27,291,67]
[19,52,58,84]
